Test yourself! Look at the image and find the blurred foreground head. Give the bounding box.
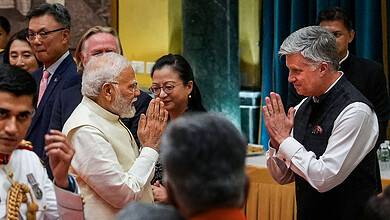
[160,113,247,218]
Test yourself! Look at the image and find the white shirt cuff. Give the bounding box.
[277,137,302,167]
[139,147,159,161]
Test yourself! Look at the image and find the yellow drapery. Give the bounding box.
[245,165,390,220]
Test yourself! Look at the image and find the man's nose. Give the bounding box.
[30,36,42,45]
[4,117,18,135]
[288,73,295,83]
[134,87,140,97]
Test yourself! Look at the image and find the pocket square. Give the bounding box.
[312,125,323,135]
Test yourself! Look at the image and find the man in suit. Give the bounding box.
[49,26,151,147]
[318,7,390,153]
[26,3,79,179]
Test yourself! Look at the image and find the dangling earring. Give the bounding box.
[189,95,192,99]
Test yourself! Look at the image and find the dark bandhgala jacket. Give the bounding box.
[293,76,378,220]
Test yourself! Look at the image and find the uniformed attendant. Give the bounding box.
[0,64,84,219]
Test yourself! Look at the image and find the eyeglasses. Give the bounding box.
[27,27,67,42]
[110,81,139,93]
[149,83,179,95]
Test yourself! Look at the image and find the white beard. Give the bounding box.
[119,105,136,118]
[112,94,136,118]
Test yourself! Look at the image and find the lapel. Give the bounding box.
[28,54,73,133]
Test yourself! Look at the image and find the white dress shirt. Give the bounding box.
[43,51,70,83]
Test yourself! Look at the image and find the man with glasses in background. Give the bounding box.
[25,3,79,179]
[63,52,168,219]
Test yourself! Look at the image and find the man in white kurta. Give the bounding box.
[63,53,168,219]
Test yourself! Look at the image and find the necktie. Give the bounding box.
[37,70,50,106]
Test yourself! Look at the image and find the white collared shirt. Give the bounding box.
[339,50,349,65]
[43,51,70,83]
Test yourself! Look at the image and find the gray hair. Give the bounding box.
[279,26,339,70]
[117,203,184,220]
[81,52,131,98]
[27,3,71,29]
[161,113,247,214]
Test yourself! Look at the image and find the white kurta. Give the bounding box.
[63,97,158,220]
[0,149,84,220]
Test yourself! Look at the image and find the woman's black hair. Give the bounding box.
[151,54,205,112]
[3,28,42,68]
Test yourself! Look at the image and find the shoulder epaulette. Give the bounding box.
[17,140,33,151]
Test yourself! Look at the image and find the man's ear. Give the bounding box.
[101,83,114,102]
[348,29,355,44]
[319,62,329,77]
[62,29,70,44]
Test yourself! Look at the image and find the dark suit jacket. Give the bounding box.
[26,53,79,176]
[49,77,82,131]
[340,54,390,123]
[50,81,152,147]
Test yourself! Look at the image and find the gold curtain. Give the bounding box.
[245,166,296,220]
[245,165,390,220]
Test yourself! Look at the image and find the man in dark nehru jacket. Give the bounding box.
[288,6,390,157]
[288,7,390,194]
[264,26,379,220]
